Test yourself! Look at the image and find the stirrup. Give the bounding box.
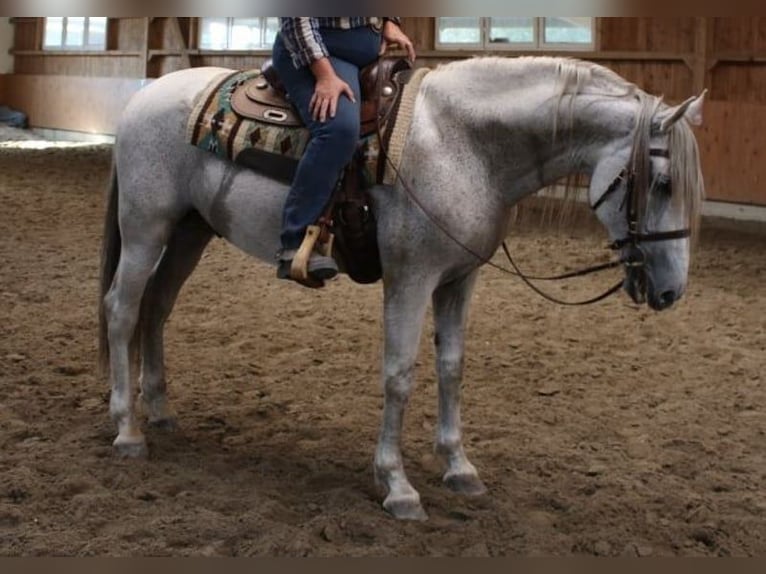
[278,225,337,288]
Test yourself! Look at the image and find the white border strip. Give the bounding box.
[702,201,766,223]
[538,186,766,223]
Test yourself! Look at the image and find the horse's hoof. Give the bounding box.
[148,417,178,432]
[444,473,488,497]
[383,495,429,521]
[113,438,148,459]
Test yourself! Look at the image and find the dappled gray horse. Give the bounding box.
[99,57,705,520]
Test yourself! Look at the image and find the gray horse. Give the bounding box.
[99,56,705,520]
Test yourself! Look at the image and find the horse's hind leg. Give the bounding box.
[432,271,487,496]
[104,224,171,458]
[139,212,214,429]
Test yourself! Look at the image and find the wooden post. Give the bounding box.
[693,17,712,95]
[140,17,150,78]
[169,17,191,69]
[637,18,648,51]
[34,17,44,50]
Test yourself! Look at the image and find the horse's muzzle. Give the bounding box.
[630,268,682,311]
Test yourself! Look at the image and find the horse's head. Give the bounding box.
[588,92,706,311]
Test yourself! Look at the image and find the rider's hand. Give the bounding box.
[309,57,356,123]
[380,20,416,63]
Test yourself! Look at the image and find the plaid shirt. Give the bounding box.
[279,17,401,68]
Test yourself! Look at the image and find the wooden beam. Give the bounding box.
[709,53,766,65]
[140,17,149,78]
[145,44,693,65]
[189,18,199,52]
[637,18,648,51]
[415,49,692,64]
[34,17,43,51]
[594,17,604,51]
[692,17,711,94]
[12,50,143,57]
[168,17,191,69]
[148,49,208,61]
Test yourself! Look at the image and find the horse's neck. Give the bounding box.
[428,58,636,200]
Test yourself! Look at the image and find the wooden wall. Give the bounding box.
[1,75,147,134]
[6,17,766,205]
[0,18,13,75]
[696,101,765,205]
[710,18,766,104]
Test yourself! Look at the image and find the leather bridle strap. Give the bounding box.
[591,148,671,212]
[501,242,623,281]
[501,243,626,306]
[610,229,690,250]
[380,144,634,305]
[594,147,690,254]
[591,169,627,212]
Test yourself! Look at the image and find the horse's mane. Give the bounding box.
[438,57,704,240]
[436,56,637,97]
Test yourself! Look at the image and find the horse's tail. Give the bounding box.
[98,163,120,377]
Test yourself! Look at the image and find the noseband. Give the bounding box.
[591,148,691,254]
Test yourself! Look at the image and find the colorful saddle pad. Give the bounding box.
[186,70,380,185]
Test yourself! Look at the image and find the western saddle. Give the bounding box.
[231,57,413,136]
[230,57,414,288]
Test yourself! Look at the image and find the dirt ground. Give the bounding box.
[0,138,764,557]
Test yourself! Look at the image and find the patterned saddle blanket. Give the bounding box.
[186,64,429,186]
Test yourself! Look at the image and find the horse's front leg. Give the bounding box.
[432,271,487,496]
[375,275,434,521]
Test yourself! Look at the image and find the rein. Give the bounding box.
[380,136,688,306]
[381,147,628,305]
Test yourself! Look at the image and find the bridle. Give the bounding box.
[500,146,690,305]
[591,148,690,252]
[383,144,691,306]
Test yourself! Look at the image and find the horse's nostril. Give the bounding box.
[659,290,677,308]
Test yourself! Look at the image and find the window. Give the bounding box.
[43,17,107,50]
[199,17,279,51]
[436,17,594,51]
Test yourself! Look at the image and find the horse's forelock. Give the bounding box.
[669,119,705,240]
[630,94,664,226]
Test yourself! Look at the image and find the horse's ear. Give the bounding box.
[683,89,706,127]
[657,90,707,132]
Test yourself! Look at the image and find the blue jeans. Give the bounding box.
[272,26,382,251]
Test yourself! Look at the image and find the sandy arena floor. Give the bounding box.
[0,139,764,556]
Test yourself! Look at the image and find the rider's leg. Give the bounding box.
[271,28,380,280]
